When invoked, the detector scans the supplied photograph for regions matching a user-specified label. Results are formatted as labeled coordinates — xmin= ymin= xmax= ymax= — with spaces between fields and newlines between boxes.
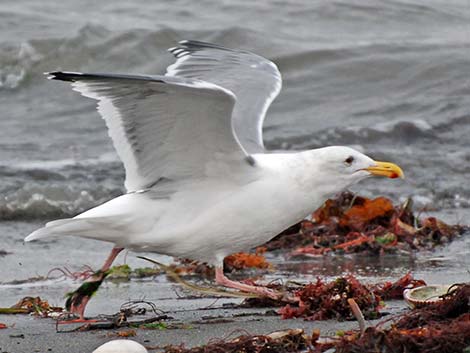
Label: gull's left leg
xmin=215 ymin=266 xmax=283 ymax=300
xmin=65 ymin=246 xmax=124 ymax=321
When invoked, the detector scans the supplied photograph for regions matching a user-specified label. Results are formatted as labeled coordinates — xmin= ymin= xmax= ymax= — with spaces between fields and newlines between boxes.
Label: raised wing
xmin=47 ymin=72 xmax=245 ymax=192
xmin=166 ymin=40 xmax=282 ymax=153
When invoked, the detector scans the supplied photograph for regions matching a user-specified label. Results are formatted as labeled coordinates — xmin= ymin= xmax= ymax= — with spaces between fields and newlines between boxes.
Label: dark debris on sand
xmin=162 ymin=328 xmax=308 ymax=353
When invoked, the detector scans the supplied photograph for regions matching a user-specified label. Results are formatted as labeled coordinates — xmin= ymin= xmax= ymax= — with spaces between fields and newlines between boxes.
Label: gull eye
xmin=344 ymin=156 xmax=354 ymax=165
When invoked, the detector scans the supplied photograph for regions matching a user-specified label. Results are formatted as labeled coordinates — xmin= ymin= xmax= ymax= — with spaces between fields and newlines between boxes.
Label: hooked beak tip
xmin=365 ymin=161 xmax=404 ymax=179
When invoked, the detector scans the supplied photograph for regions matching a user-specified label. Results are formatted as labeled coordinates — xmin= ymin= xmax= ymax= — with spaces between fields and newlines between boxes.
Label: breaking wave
xmin=0 ymin=184 xmax=122 ymax=221
xmin=0 ymin=159 xmax=124 ymax=220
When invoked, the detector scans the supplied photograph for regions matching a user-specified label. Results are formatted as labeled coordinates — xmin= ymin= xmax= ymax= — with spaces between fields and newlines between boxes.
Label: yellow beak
xmin=364 ymin=161 xmax=404 ymax=179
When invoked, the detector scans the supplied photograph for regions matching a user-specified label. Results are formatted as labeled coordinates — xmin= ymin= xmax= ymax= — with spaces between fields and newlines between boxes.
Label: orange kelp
xmin=224 ymin=247 xmax=272 ymax=272
xmin=266 ymin=192 xmax=467 ymax=256
xmin=170 ymin=247 xmax=271 ymax=278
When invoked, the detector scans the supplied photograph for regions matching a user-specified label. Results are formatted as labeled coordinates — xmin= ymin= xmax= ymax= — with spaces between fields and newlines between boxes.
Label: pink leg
xmin=67 ymin=247 xmax=124 ymax=320
xmin=215 ymin=266 xmax=282 ymax=300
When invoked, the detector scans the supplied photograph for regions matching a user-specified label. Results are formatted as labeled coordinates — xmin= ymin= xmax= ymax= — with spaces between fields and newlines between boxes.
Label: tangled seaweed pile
xmin=279 ymin=276 xmax=382 ymax=320
xmin=316 ymin=283 xmax=470 ymax=353
xmin=244 ymin=273 xmax=425 ymax=321
xmin=266 ymin=192 xmax=467 ymax=256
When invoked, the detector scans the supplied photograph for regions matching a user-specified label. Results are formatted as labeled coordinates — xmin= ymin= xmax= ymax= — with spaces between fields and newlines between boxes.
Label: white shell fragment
xmin=93 ymin=339 xmax=148 ymax=353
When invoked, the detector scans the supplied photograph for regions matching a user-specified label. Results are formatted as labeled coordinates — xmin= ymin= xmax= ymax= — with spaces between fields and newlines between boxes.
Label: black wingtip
xmin=168 ymin=40 xmax=234 ymax=59
xmin=45 ymin=71 xmax=84 ymax=82
xmin=178 ymin=40 xmax=231 ymax=51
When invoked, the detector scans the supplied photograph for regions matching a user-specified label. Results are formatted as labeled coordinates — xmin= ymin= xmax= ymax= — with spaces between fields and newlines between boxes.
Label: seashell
xmin=403 ymin=285 xmax=453 ymax=308
xmin=93 ymin=340 xmax=148 ymax=353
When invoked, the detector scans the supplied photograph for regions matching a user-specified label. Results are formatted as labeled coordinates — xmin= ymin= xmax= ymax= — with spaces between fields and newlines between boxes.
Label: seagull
xmin=25 ymin=40 xmax=403 ymax=318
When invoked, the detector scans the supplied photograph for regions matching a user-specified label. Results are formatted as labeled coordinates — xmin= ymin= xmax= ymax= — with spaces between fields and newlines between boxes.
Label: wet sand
xmin=0 ymin=313 xmax=377 ymax=353
xmin=0 ymin=288 xmax=407 ymax=353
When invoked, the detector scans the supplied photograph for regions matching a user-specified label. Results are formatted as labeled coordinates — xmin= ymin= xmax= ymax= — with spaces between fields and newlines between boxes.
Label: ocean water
xmin=0 ymin=0 xmax=469 ymax=288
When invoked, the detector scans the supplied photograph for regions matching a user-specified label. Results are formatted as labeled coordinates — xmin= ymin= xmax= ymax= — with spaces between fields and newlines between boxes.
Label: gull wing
xmin=47 ymin=72 xmax=246 ymax=192
xmin=166 ymin=40 xmax=282 ymax=153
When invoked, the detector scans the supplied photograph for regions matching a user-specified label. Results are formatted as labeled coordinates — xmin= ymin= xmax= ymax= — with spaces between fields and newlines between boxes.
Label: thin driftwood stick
xmin=347 ymin=298 xmax=366 ymax=335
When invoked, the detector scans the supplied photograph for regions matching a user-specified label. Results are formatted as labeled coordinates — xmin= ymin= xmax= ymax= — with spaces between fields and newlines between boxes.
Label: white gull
xmin=25 ymin=40 xmax=403 ymax=318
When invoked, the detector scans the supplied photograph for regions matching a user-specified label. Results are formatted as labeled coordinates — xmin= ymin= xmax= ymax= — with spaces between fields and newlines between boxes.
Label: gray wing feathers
xmin=47 ymin=72 xmax=242 ymax=192
xmin=166 ymin=40 xmax=282 ymax=153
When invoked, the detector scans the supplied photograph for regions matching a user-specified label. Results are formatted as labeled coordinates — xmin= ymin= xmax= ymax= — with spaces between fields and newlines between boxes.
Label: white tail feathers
xmin=24 ymin=217 xmax=120 ymax=242
xmin=25 ymin=218 xmax=85 ymax=242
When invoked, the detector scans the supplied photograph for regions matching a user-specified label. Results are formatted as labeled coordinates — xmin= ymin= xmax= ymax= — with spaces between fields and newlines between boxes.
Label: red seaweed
xmin=371 ymin=272 xmax=426 ymax=300
xmin=266 ymin=192 xmax=467 ymax=256
xmin=322 ymin=284 xmax=470 ymax=353
xmin=242 ymin=274 xmax=426 ymax=321
xmin=280 ymin=275 xmax=381 ymax=321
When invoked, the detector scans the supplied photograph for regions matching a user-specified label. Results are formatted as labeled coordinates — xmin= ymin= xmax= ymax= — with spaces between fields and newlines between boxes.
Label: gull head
xmin=302 ymin=146 xmax=404 ymax=193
